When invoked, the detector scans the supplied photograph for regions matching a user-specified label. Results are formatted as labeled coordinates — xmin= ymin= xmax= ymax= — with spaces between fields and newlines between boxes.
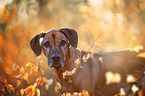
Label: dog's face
xmin=30 ymin=28 xmax=78 ymax=68
xmin=41 ymin=31 xmax=69 ymax=67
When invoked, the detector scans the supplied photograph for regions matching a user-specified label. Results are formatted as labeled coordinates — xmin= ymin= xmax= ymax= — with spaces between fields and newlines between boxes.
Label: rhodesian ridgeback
xmin=30 ymin=28 xmax=145 ymax=96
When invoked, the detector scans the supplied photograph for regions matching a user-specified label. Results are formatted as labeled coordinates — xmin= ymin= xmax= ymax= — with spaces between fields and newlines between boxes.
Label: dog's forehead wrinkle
xmin=43 ymin=39 xmax=50 ymax=45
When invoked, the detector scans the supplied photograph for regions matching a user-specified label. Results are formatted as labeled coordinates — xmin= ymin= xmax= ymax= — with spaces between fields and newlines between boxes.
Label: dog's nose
xmin=51 ymin=53 xmax=61 ymax=61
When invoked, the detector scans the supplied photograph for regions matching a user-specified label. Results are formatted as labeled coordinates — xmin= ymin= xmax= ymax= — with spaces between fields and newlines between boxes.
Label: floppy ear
xmin=59 ymin=28 xmax=78 ymax=48
xmin=30 ymin=33 xmax=46 ymax=56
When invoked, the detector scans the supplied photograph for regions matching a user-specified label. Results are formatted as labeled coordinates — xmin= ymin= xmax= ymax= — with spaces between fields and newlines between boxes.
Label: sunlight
xmin=116 ymin=13 xmax=124 ymax=25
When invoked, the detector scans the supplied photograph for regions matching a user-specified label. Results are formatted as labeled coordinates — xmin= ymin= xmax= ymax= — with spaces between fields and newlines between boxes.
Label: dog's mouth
xmin=48 ymin=58 xmax=64 ymax=68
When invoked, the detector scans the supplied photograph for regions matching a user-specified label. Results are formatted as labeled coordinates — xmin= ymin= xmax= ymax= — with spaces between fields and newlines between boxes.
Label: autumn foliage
xmin=0 ymin=58 xmax=53 ymax=96
xmin=0 ymin=0 xmax=145 ymax=96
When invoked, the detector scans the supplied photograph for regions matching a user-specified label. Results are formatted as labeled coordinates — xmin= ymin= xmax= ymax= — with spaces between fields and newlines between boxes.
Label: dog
xmin=30 ymin=28 xmax=145 ymax=96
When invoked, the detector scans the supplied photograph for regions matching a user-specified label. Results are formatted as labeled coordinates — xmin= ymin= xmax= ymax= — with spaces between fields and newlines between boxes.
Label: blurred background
xmin=0 ymin=0 xmax=145 ymax=95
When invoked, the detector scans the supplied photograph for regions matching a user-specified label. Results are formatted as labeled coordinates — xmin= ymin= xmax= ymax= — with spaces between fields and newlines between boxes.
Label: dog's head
xmin=30 ymin=28 xmax=78 ymax=68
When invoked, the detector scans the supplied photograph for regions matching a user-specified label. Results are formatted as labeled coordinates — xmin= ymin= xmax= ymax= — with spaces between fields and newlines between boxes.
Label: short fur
xmin=30 ymin=28 xmax=145 ymax=96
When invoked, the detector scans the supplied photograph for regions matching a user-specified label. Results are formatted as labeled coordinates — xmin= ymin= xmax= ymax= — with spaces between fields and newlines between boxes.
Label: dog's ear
xmin=30 ymin=33 xmax=46 ymax=56
xmin=59 ymin=28 xmax=78 ymax=48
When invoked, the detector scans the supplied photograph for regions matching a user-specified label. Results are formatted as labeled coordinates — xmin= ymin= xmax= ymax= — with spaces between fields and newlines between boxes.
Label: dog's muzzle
xmin=48 ymin=51 xmax=64 ymax=67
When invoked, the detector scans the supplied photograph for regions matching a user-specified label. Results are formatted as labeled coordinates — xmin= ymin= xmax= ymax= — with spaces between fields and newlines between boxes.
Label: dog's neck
xmin=53 ymin=47 xmax=82 ymax=83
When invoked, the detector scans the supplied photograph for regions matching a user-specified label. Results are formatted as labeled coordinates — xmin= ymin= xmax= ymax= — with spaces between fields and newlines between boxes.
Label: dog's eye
xmin=60 ymin=40 xmax=66 ymax=46
xmin=44 ymin=42 xmax=50 ymax=48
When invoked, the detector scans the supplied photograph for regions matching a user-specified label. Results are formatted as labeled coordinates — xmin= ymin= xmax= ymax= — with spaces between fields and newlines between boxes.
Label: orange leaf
xmin=33 ymin=65 xmax=39 ymax=72
xmin=131 ymin=45 xmax=143 ymax=52
xmin=82 ymin=53 xmax=91 ymax=62
xmin=1 ymin=78 xmax=7 ymax=84
xmin=19 ymin=66 xmax=25 ymax=74
xmin=66 ymin=93 xmax=72 ymax=96
xmin=28 ymin=85 xmax=35 ymax=93
xmin=16 ymin=80 xmax=22 ymax=88
xmin=75 ymin=58 xmax=81 ymax=67
xmin=105 ymin=72 xmax=121 ymax=85
xmin=44 ymin=79 xmax=53 ymax=89
xmin=7 ymin=84 xmax=13 ymax=89
xmin=36 ymin=77 xmax=43 ymax=86
xmin=20 ymin=89 xmax=25 ymax=96
xmin=126 ymin=74 xmax=136 ymax=83
xmin=23 ymin=72 xmax=29 ymax=84
xmin=25 ymin=63 xmax=33 ymax=70
xmin=82 ymin=90 xmax=89 ymax=96
xmin=12 ymin=63 xmax=19 ymax=70
xmin=98 ymin=57 xmax=103 ymax=63
xmin=63 ymin=68 xmax=76 ymax=79
xmin=0 ymin=87 xmax=5 ymax=94
xmin=36 ymin=89 xmax=40 ymax=96
xmin=55 ymin=82 xmax=61 ymax=93
xmin=12 ymin=63 xmax=16 ymax=70
xmin=132 ymin=85 xmax=139 ymax=93
xmin=15 ymin=74 xmax=22 ymax=79
xmin=61 ymin=93 xmax=66 ymax=96
xmin=137 ymin=52 xmax=145 ymax=58
xmin=120 ymin=88 xmax=126 ymax=95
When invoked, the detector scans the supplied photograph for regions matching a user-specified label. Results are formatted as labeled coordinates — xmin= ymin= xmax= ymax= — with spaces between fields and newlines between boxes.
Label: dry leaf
xmin=16 ymin=80 xmax=22 ymax=88
xmin=36 ymin=77 xmax=43 ymax=86
xmin=7 ymin=84 xmax=13 ymax=90
xmin=25 ymin=63 xmax=33 ymax=70
xmin=48 ymin=79 xmax=53 ymax=85
xmin=82 ymin=90 xmax=89 ymax=96
xmin=45 ymin=78 xmax=53 ymax=90
xmin=61 ymin=93 xmax=66 ymax=96
xmin=75 ymin=58 xmax=81 ymax=67
xmin=33 ymin=65 xmax=39 ymax=72
xmin=113 ymin=73 xmax=121 ymax=83
xmin=131 ymin=45 xmax=143 ymax=52
xmin=63 ymin=68 xmax=76 ymax=79
xmin=12 ymin=63 xmax=19 ymax=70
xmin=28 ymin=85 xmax=35 ymax=93
xmin=14 ymin=74 xmax=22 ymax=79
xmin=34 ymin=83 xmax=37 ymax=88
xmin=55 ymin=82 xmax=61 ymax=93
xmin=105 ymin=72 xmax=121 ymax=85
xmin=19 ymin=66 xmax=25 ymax=74
xmin=23 ymin=72 xmax=29 ymax=83
xmin=126 ymin=74 xmax=136 ymax=83
xmin=120 ymin=88 xmax=126 ymax=95
xmin=98 ymin=57 xmax=103 ymax=63
xmin=132 ymin=85 xmax=139 ymax=93
xmin=90 ymin=52 xmax=94 ymax=57
xmin=82 ymin=53 xmax=91 ymax=62
xmin=105 ymin=72 xmax=114 ymax=85
xmin=82 ymin=55 xmax=86 ymax=62
xmin=7 ymin=84 xmax=14 ymax=93
xmin=57 ymin=82 xmax=61 ymax=90
xmin=1 ymin=78 xmax=7 ymax=84
xmin=137 ymin=52 xmax=145 ymax=58
xmin=36 ymin=88 xmax=40 ymax=96
xmin=66 ymin=93 xmax=72 ymax=96
xmin=45 ymin=83 xmax=50 ymax=90
xmin=73 ymin=92 xmax=80 ymax=95
xmin=12 ymin=63 xmax=16 ymax=70
xmin=20 ymin=89 xmax=25 ymax=96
